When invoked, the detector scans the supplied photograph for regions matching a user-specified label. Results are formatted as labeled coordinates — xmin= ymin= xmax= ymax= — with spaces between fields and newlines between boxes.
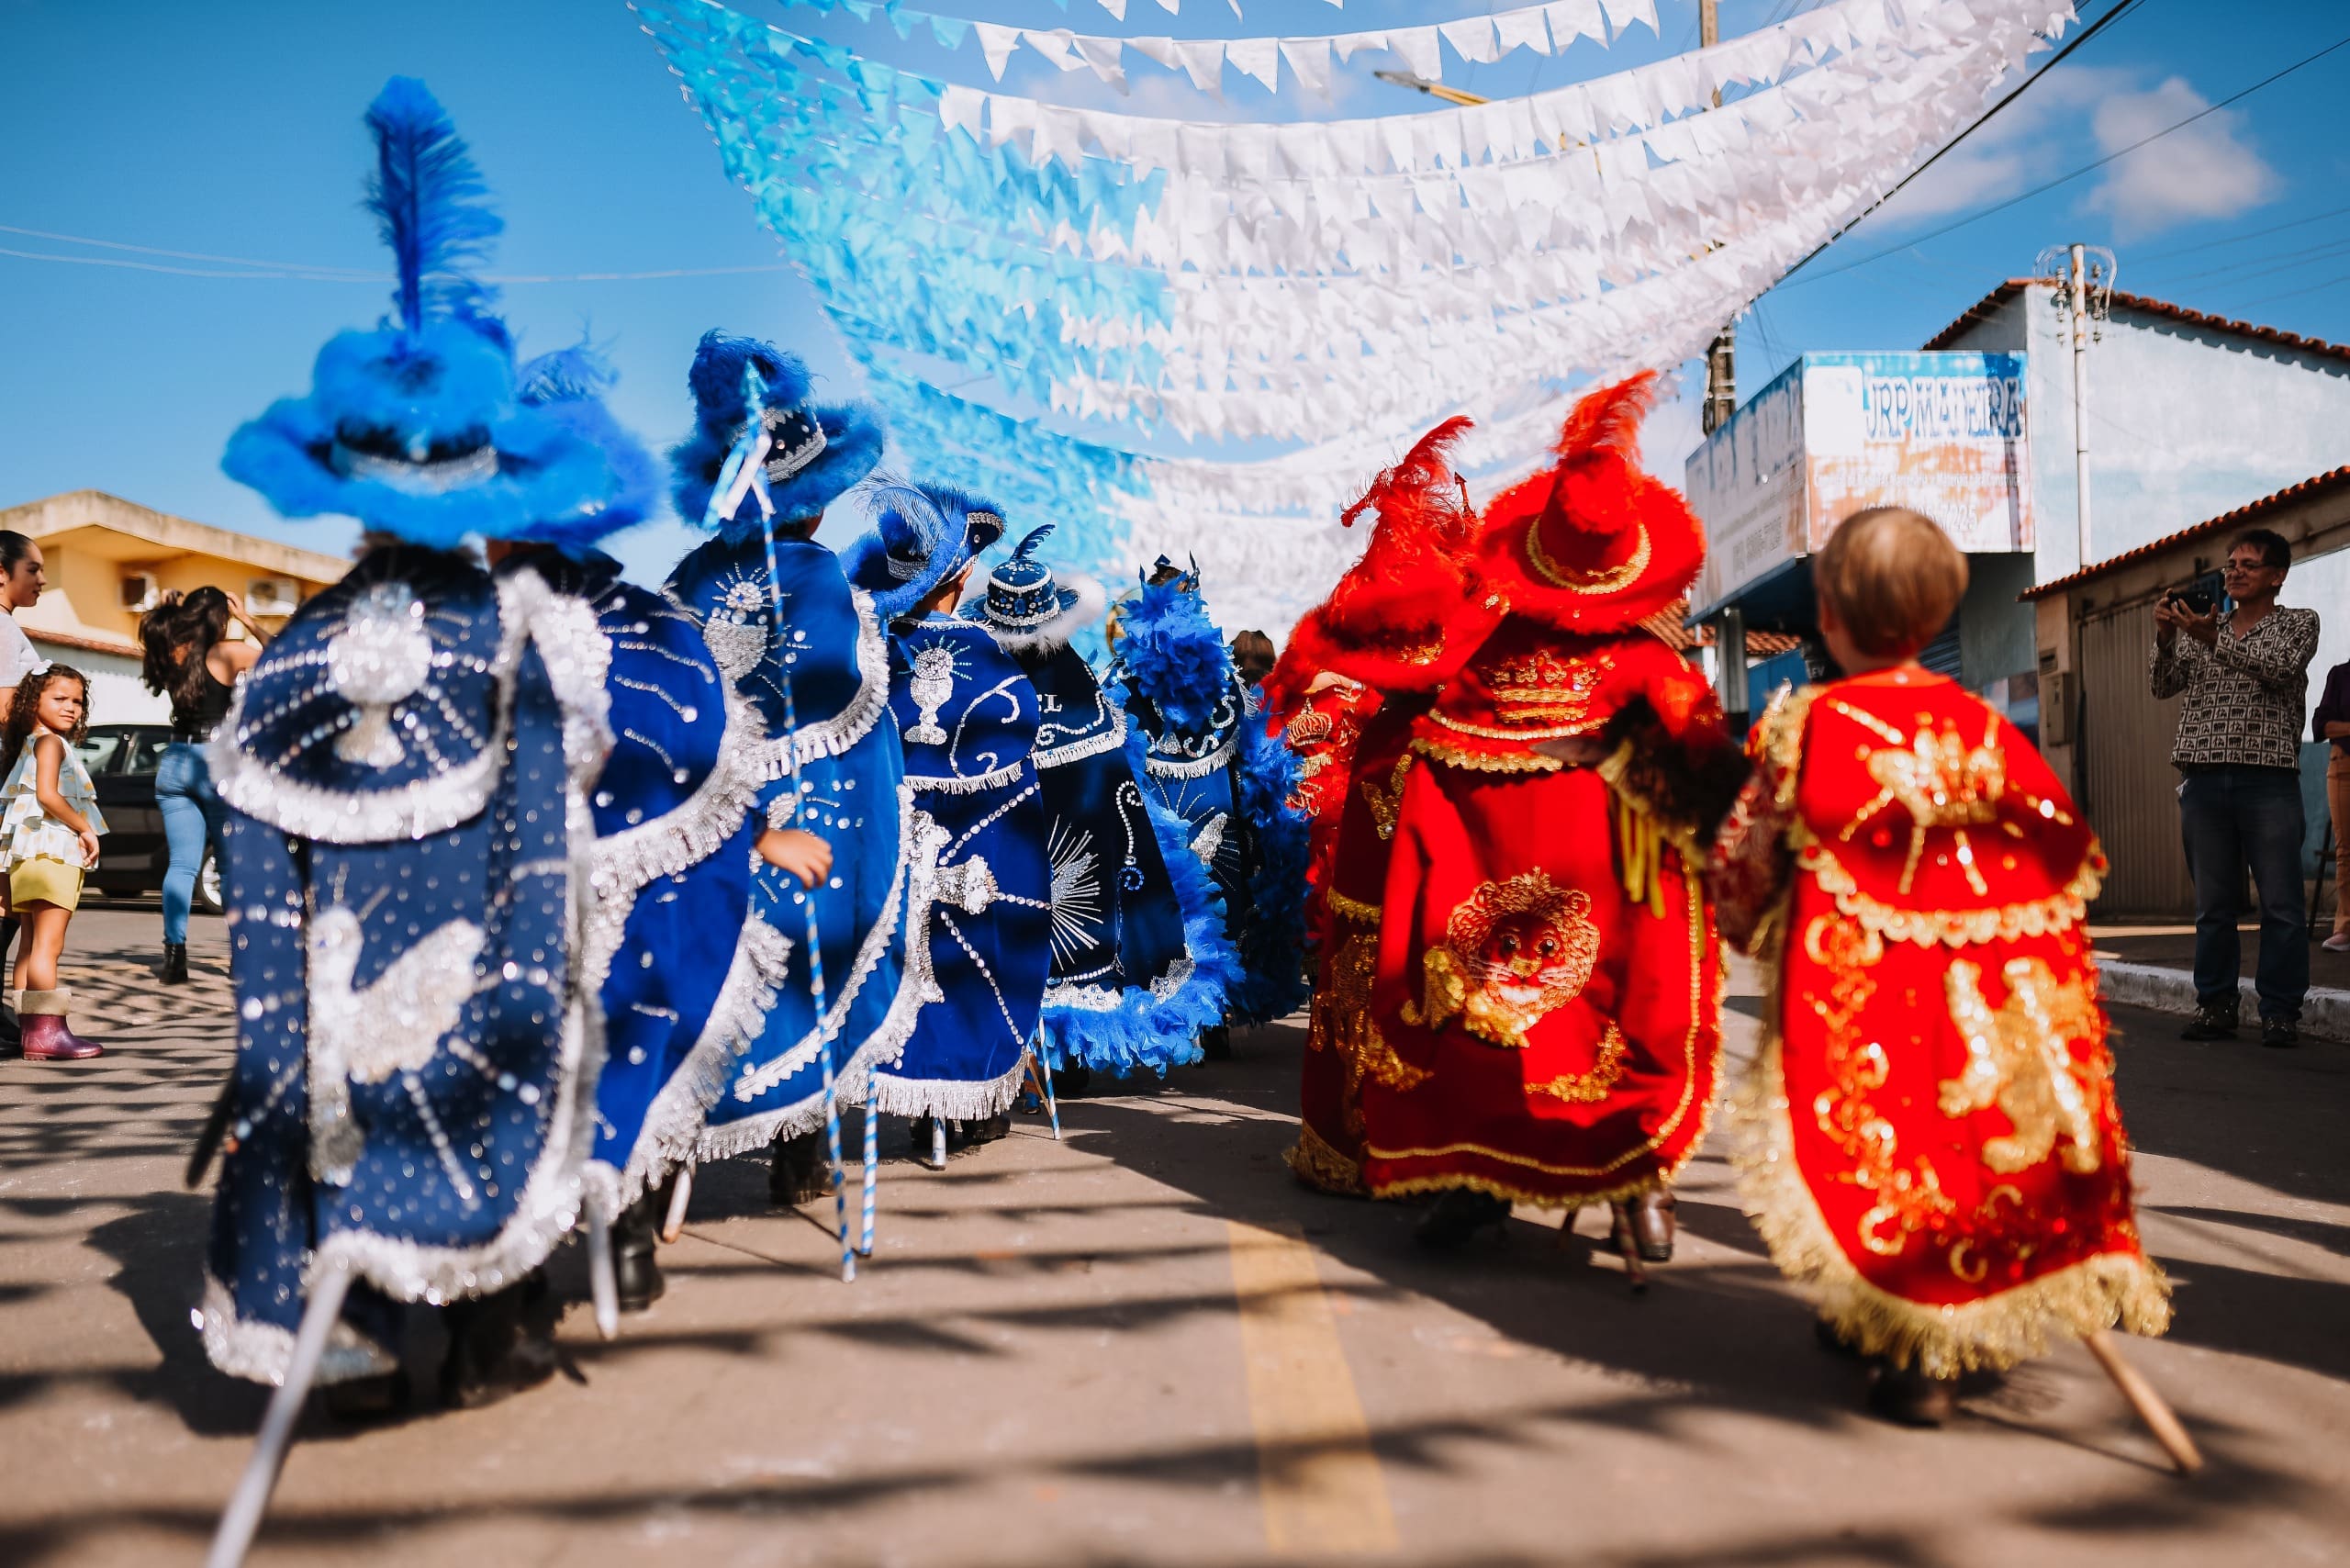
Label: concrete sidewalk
xmin=2093 ymin=924 xmax=2350 ymax=1040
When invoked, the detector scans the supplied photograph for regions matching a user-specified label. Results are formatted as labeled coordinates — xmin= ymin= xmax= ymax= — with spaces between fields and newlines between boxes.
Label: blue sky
xmin=3 ymin=0 xmax=2344 ymax=586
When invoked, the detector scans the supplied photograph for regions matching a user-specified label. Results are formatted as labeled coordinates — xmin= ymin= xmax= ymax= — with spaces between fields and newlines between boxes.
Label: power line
xmin=2130 ymin=202 xmax=2350 ymax=264
xmin=1783 ymin=16 xmax=2350 ymax=288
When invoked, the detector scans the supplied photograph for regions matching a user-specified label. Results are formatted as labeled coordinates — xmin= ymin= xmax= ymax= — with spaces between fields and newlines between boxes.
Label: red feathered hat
xmin=1265 ymin=417 xmax=1505 ymax=721
xmin=1476 ymin=373 xmax=1706 ymax=635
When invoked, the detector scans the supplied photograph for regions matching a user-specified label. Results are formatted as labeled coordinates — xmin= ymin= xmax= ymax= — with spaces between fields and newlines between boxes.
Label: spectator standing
xmin=0 ymin=532 xmax=49 ymax=691
xmin=135 ymin=588 xmax=265 ymax=983
xmin=1230 ymin=629 xmax=1275 ymax=689
xmin=0 ymin=665 xmax=106 ymax=1059
xmin=2152 ymin=527 xmax=2320 ymax=1047
xmin=2311 ymin=655 xmax=2350 ymax=952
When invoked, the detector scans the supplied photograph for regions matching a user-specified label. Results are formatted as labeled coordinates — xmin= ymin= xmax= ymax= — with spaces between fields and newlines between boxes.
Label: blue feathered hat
xmin=221 ymin=78 xmax=635 ymax=548
xmin=960 ymin=524 xmax=1095 ymax=634
xmin=507 ymin=344 xmax=662 ymax=547
xmin=842 ymin=480 xmax=1007 ymax=622
xmin=669 ymin=331 xmax=886 ymax=540
xmin=1113 ymin=572 xmax=1234 ymax=737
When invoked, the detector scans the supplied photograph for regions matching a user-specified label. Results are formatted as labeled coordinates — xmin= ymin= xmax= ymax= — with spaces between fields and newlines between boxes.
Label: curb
xmin=2098 ymin=960 xmax=2350 ymax=1042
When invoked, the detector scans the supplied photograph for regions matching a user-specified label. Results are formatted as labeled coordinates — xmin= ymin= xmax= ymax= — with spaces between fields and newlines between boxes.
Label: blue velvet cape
xmin=866 ymin=615 xmax=1051 ymax=1119
xmin=507 ymin=550 xmax=783 ymax=1213
xmin=666 ymin=532 xmax=915 ymax=1156
xmin=1012 ymin=642 xmax=1236 ymax=1079
xmin=201 ymin=545 xmax=608 ymax=1385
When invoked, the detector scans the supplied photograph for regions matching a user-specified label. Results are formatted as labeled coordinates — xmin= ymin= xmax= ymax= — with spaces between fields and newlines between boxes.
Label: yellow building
xmin=0 ymin=491 xmax=351 ymax=725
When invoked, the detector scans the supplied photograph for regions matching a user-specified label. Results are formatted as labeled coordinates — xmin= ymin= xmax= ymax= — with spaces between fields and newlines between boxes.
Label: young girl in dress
xmin=1 ymin=665 xmax=106 ymax=1059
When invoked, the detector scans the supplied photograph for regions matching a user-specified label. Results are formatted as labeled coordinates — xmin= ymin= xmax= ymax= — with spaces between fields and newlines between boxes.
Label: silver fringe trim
xmin=1043 ymin=960 xmax=1195 ymax=1014
xmin=196 ymin=1271 xmax=398 ymax=1389
xmin=604 ymin=913 xmax=794 ymax=1211
xmin=741 ymin=590 xmax=893 ymax=783
xmin=979 ymin=573 xmax=1107 ymax=656
xmin=1145 ymin=734 xmax=1237 ymax=781
xmin=1034 ymin=714 xmax=1128 ymax=772
xmin=207 ymin=567 xmax=616 ymax=846
xmin=866 ymin=1055 xmax=1030 ymax=1121
xmin=906 ymin=757 xmax=1028 ymax=795
xmin=695 ymin=783 xmax=932 ymax=1159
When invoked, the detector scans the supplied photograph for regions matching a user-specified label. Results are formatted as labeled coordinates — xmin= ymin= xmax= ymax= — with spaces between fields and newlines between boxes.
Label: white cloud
xmin=2084 ymin=76 xmax=2280 ymax=238
xmin=1878 ymin=66 xmax=2124 ymax=224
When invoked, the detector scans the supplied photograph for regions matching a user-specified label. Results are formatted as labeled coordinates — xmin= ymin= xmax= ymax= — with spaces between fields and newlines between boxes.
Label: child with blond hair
xmin=0 ymin=664 xmax=106 ymax=1059
xmin=1710 ymin=508 xmax=2170 ymax=1428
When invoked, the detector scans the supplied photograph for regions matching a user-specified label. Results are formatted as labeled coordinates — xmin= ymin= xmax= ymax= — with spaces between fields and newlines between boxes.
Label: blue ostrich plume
xmin=364 ymin=76 xmax=501 ymax=333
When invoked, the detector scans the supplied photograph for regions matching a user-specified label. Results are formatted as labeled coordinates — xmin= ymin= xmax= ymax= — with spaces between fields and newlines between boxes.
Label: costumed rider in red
xmin=1261 ymin=417 xmax=1500 ymax=1196
xmin=1360 ymin=374 xmax=1746 ymax=1253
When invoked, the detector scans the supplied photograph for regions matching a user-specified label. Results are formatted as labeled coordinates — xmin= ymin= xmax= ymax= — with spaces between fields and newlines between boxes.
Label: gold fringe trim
xmin=1409 ymin=735 xmax=1562 ymax=774
xmin=1798 ymin=834 xmax=2107 ymax=949
xmin=1367 ymin=1164 xmax=1676 ymax=1214
xmin=1283 ymin=1123 xmax=1366 ymax=1195
xmin=1725 ymin=1025 xmax=2171 ymax=1377
xmin=1324 ymin=888 xmax=1382 ymax=925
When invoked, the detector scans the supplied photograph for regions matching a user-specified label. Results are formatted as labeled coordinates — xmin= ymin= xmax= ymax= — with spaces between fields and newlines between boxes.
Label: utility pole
xmin=1698 ymin=0 xmax=1737 ymax=438
xmin=2038 ymin=242 xmax=2115 ymax=575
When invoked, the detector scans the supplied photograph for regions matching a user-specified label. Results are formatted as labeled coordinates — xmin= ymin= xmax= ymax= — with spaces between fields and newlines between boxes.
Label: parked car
xmin=77 ymin=723 xmax=222 ymax=913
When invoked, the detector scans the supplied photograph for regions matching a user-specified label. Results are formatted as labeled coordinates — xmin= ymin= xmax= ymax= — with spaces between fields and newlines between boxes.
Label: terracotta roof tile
xmin=2021 ymin=466 xmax=2350 ymax=600
xmin=1923 ymin=280 xmax=2350 ymax=364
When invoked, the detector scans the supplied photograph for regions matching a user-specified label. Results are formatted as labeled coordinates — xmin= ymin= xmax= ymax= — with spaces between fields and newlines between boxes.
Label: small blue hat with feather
xmin=841 ymin=480 xmax=1008 ymax=622
xmin=509 ymin=343 xmax=662 ymax=547
xmin=222 ymin=78 xmax=638 ymax=548
xmin=669 ymin=331 xmax=886 ymax=541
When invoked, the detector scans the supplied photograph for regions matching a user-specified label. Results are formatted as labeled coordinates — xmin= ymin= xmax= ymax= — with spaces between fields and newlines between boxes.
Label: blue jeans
xmin=155 ymin=743 xmax=226 ymax=946
xmin=2179 ymin=765 xmax=2308 ymax=1022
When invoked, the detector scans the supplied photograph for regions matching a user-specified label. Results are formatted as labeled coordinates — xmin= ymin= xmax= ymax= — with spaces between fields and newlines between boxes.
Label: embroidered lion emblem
xmin=1405 ymin=871 xmax=1600 ymax=1047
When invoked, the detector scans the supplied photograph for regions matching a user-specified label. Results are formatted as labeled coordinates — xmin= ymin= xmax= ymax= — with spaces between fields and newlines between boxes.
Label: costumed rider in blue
xmin=664 ymin=334 xmax=919 ymax=1207
xmin=848 ymin=484 xmax=1054 ymax=1153
xmin=197 ymin=78 xmax=621 ymax=1411
xmin=1109 ymin=562 xmax=1311 ymax=1058
xmin=963 ymin=530 xmax=1238 ymax=1092
xmin=490 ymin=347 xmax=795 ymax=1316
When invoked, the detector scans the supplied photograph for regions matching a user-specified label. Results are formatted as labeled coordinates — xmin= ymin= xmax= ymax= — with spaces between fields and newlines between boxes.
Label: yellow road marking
xmin=1227 ymin=1221 xmax=1400 ymax=1555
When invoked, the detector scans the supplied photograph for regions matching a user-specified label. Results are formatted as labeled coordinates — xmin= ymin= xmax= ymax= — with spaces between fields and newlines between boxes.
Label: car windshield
xmin=74 ymin=733 xmax=128 ymax=777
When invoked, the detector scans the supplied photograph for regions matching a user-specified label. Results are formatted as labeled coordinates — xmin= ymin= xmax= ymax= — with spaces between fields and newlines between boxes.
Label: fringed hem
xmin=1034 ymin=722 xmax=1129 ymax=772
xmin=610 ymin=913 xmax=793 ymax=1210
xmin=1144 ymin=734 xmax=1238 ymax=780
xmin=906 ymin=757 xmax=1029 ymax=794
xmin=1283 ymin=1125 xmax=1366 ymax=1195
xmin=196 ymin=1271 xmax=399 ymax=1389
xmin=867 ymin=1055 xmax=1030 ymax=1120
xmin=1365 ymin=1164 xmax=1679 ymax=1214
xmin=1725 ymin=1030 xmax=2173 ymax=1377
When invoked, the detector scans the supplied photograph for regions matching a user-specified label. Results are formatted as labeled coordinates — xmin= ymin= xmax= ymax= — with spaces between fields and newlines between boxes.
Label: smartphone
xmin=2168 ymin=587 xmax=2217 ymax=616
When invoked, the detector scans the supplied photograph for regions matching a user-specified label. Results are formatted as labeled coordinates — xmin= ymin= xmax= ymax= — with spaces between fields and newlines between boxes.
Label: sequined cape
xmin=1358 ymin=618 xmax=1728 ymax=1209
xmin=509 ymin=551 xmax=788 ymax=1215
xmin=866 ymin=615 xmax=1052 ymax=1119
xmin=1713 ymin=673 xmax=2167 ymax=1375
xmin=1286 ymin=694 xmax=1421 ymax=1196
xmin=201 ymin=545 xmax=609 ymax=1386
xmin=1011 ymin=641 xmax=1237 ymax=1080
xmin=666 ymin=533 xmax=916 ymax=1157
xmin=1282 ymin=681 xmax=1378 ymax=934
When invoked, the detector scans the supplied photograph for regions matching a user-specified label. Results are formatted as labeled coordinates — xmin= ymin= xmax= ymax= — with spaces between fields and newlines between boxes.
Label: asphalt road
xmin=1 ymin=903 xmax=2345 ymax=1566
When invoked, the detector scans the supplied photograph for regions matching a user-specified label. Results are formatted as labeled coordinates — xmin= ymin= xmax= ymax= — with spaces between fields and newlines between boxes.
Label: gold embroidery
xmin=1369 ymin=865 xmax=1715 ymax=1184
xmin=1359 ymin=754 xmax=1415 ymax=840
xmin=1324 ymin=888 xmax=1381 ymax=926
xmin=1322 ymin=929 xmax=1428 ymax=1093
xmin=1527 ymin=516 xmax=1651 ymax=594
xmin=1940 ymin=958 xmax=2107 ymax=1176
xmin=1798 ymin=833 xmax=2105 ymax=948
xmin=1482 ymin=647 xmax=1618 ymax=728
xmin=1833 ymin=703 xmax=2006 ymax=897
xmin=1285 ymin=707 xmax=1335 ymax=749
xmin=1402 ymin=872 xmax=1599 ymax=1047
xmin=1428 ymin=710 xmax=1599 ymax=741
xmin=1528 ymin=1023 xmax=1629 ymax=1103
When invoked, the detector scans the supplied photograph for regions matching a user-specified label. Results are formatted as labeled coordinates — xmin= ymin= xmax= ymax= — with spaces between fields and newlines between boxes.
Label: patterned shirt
xmin=2149 ymin=604 xmax=2319 ymax=771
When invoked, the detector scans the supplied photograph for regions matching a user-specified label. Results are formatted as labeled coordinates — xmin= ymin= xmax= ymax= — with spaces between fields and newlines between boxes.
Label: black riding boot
xmin=769 ymin=1128 xmax=832 ymax=1206
xmin=162 ymin=943 xmax=190 ymax=984
xmin=615 ymin=1180 xmax=669 ymax=1313
xmin=440 ymin=1273 xmax=559 ymax=1410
